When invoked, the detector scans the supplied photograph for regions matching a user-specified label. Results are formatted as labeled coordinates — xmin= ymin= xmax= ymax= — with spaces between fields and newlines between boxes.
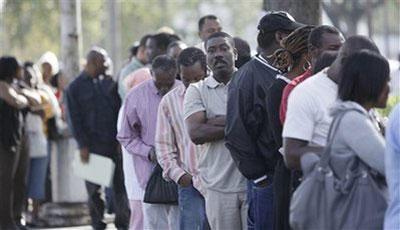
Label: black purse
xmin=47 ymin=117 xmax=62 ymax=140
xmin=143 ymin=164 xmax=178 ymax=205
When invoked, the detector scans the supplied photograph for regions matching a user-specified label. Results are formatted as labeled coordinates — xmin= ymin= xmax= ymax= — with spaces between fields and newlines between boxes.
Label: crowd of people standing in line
xmin=0 ymin=10 xmax=399 ymax=230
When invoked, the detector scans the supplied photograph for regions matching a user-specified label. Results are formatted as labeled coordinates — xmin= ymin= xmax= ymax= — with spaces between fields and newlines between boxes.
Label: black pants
xmin=273 ymin=159 xmax=291 ymax=230
xmin=0 ymin=138 xmax=29 ymax=230
xmin=85 ymin=153 xmax=130 ymax=230
xmin=273 ymin=159 xmax=303 ymax=230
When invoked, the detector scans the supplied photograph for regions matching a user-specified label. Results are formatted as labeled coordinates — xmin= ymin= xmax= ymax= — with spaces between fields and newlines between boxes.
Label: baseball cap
xmin=257 ymin=11 xmax=304 ymax=33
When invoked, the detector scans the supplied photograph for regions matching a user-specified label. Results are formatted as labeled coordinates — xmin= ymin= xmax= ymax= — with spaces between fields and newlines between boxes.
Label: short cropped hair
xmin=152 ymin=55 xmax=177 ymax=72
xmin=150 ymin=33 xmax=181 ymax=52
xmin=139 ymin=34 xmax=152 ymax=47
xmin=167 ymin=41 xmax=186 ymax=52
xmin=198 ymin=15 xmax=218 ymax=31
xmin=338 ymin=50 xmax=390 ymax=105
xmin=204 ymin=31 xmax=234 ymax=49
xmin=0 ymin=56 xmax=20 ymax=82
xmin=308 ymin=25 xmax=342 ymax=48
xmin=177 ymin=47 xmax=207 ymax=71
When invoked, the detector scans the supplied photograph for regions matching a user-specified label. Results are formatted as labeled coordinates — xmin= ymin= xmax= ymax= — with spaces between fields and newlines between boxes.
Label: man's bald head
xmin=339 ymin=35 xmax=380 ymax=59
xmin=330 ymin=35 xmax=381 ymax=83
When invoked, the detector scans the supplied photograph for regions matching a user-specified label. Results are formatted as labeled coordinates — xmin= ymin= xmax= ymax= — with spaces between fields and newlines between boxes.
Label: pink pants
xmin=129 ymin=200 xmax=143 ymax=230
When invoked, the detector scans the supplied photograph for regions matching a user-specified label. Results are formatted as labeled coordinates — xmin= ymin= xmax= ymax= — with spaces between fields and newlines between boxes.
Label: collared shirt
xmin=225 ymin=55 xmax=280 ymax=180
xmin=183 ymin=76 xmax=246 ymax=193
xmin=279 ymin=69 xmax=313 ymax=124
xmin=66 ymin=72 xmax=120 ymax=156
xmin=118 ymin=57 xmax=144 ymax=100
xmin=384 ymin=105 xmax=400 ymax=230
xmin=117 ymin=79 xmax=181 ymax=189
xmin=155 ymin=84 xmax=203 ymax=193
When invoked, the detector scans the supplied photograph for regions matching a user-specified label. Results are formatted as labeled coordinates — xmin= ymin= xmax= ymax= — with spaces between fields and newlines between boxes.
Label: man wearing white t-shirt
xmin=282 ymin=35 xmax=381 ymax=170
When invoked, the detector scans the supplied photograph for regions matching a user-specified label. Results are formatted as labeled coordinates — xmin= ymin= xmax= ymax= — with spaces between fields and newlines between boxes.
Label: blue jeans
xmin=178 ymin=184 xmax=210 ymax=230
xmin=27 ymin=157 xmax=49 ymax=199
xmin=247 ymin=178 xmax=274 ymax=230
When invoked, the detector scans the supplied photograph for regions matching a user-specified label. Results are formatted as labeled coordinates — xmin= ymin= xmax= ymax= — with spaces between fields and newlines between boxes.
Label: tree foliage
xmin=2 ymin=0 xmax=263 ymax=63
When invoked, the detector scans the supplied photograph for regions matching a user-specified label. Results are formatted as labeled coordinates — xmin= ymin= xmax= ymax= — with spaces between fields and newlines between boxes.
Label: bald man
xmin=66 ymin=47 xmax=130 ymax=230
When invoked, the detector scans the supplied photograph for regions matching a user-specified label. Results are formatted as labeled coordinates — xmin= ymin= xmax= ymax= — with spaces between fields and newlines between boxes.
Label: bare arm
xmin=20 ymin=88 xmax=41 ymax=106
xmin=283 ymin=137 xmax=323 ymax=170
xmin=185 ymin=112 xmax=225 ymax=145
xmin=0 ymin=81 xmax=28 ymax=109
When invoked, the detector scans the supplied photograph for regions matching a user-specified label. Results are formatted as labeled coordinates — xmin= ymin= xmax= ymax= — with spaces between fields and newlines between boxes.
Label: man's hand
xmin=178 ymin=173 xmax=192 ymax=187
xmin=80 ymin=147 xmax=90 ymax=164
xmin=148 ymin=147 xmax=157 ymax=163
xmin=207 ymin=115 xmax=226 ymax=127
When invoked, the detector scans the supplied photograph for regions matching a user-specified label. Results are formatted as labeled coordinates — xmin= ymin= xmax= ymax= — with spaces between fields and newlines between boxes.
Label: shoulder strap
xmin=319 ymin=108 xmax=363 ymax=168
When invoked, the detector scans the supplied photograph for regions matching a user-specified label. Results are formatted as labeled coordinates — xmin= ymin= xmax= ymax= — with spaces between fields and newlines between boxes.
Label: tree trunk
xmin=345 ymin=15 xmax=359 ymax=36
xmin=263 ymin=0 xmax=321 ymax=25
xmin=39 ymin=1 xmax=89 ymax=227
xmin=60 ymin=0 xmax=82 ymax=83
xmin=58 ymin=0 xmax=87 ymax=203
xmin=107 ymin=0 xmax=122 ymax=76
xmin=366 ymin=0 xmax=373 ymax=38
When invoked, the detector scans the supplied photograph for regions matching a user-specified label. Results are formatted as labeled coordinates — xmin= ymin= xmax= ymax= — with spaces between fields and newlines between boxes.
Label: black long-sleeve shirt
xmin=66 ymin=72 xmax=121 ymax=156
xmin=266 ymin=76 xmax=291 ymax=148
xmin=225 ymin=55 xmax=280 ymax=180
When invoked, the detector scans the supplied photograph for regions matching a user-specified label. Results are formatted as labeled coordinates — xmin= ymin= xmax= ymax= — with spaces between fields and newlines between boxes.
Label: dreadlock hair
xmin=272 ymin=25 xmax=315 ymax=72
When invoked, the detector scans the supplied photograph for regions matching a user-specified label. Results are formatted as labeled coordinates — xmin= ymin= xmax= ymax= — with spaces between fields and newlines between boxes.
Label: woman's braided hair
xmin=272 ymin=25 xmax=315 ymax=72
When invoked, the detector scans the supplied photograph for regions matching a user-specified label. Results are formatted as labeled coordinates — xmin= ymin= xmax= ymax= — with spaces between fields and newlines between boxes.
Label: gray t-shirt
xmin=183 ymin=76 xmax=247 ymax=193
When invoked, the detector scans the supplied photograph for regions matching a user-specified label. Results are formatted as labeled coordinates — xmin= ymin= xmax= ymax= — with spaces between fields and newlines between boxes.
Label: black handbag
xmin=47 ymin=117 xmax=62 ymax=140
xmin=143 ymin=164 xmax=178 ymax=205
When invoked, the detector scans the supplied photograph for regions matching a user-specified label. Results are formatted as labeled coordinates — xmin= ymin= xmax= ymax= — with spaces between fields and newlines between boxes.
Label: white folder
xmin=73 ymin=151 xmax=115 ymax=187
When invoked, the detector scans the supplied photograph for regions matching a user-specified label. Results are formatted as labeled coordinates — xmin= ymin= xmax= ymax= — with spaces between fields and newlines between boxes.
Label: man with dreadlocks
xmin=264 ymin=25 xmax=314 ymax=230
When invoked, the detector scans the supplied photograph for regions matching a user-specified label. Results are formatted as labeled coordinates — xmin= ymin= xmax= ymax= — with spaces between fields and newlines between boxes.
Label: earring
xmin=303 ymin=60 xmax=311 ymax=71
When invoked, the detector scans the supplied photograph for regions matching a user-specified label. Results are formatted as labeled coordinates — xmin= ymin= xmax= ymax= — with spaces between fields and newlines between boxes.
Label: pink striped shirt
xmin=155 ymin=84 xmax=203 ymax=193
xmin=117 ymin=79 xmax=181 ymax=189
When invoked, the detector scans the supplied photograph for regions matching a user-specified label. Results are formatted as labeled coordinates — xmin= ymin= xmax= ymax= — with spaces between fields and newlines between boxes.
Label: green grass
xmin=377 ymin=95 xmax=400 ymax=117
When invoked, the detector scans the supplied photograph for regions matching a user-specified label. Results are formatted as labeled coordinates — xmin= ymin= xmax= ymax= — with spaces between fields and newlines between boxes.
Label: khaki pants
xmin=204 ymin=189 xmax=248 ymax=230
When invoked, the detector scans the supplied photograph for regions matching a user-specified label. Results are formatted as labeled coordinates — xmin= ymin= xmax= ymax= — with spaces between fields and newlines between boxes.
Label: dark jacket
xmin=225 ymin=56 xmax=280 ymax=180
xmin=0 ymin=98 xmax=22 ymax=152
xmin=266 ymin=77 xmax=289 ymax=148
xmin=66 ymin=72 xmax=121 ymax=156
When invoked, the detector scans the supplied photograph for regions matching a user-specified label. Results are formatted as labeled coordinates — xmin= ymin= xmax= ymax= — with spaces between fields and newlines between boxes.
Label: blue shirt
xmin=66 ymin=72 xmax=121 ymax=156
xmin=385 ymin=104 xmax=400 ymax=230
